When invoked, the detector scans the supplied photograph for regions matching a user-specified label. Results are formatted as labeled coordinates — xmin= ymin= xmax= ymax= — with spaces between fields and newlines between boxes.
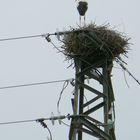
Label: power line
xmin=0 ymin=34 xmax=45 ymax=42
xmin=0 ymin=33 xmax=55 ymax=42
xmin=0 ymin=79 xmax=73 ymax=90
xmin=37 ymin=119 xmax=53 ymax=140
xmin=0 ymin=119 xmax=36 ymax=125
xmin=0 ymin=31 xmax=62 ymax=42
xmin=0 ymin=115 xmax=105 ymax=127
xmin=57 ymin=80 xmax=69 ymax=114
xmin=0 ymin=115 xmax=70 ymax=126
xmin=116 ymin=58 xmax=140 ymax=85
xmin=0 ymin=114 xmax=90 ymax=126
xmin=0 ymin=115 xmax=70 ymax=140
xmin=0 ymin=30 xmax=84 ymax=42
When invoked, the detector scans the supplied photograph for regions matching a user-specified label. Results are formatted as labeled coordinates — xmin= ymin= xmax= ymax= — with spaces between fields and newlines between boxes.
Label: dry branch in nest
xmin=61 ymin=23 xmax=130 ymax=65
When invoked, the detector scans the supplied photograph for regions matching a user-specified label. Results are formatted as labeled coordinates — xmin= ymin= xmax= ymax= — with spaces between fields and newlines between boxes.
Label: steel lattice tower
xmin=69 ymin=57 xmax=116 ymax=140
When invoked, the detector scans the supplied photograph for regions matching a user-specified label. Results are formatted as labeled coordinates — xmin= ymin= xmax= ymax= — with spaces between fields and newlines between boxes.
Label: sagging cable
xmin=116 ymin=58 xmax=140 ymax=85
xmin=37 ymin=119 xmax=52 ymax=140
xmin=57 ymin=80 xmax=69 ymax=115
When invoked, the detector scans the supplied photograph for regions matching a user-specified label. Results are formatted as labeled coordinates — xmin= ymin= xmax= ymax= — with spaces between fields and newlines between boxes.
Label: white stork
xmin=76 ymin=0 xmax=88 ymax=26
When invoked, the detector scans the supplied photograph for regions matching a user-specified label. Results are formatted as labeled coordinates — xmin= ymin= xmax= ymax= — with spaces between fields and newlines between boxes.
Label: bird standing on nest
xmin=76 ymin=0 xmax=88 ymax=26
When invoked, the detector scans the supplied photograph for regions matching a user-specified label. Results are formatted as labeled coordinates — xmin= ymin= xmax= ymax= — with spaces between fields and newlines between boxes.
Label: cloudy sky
xmin=0 ymin=0 xmax=140 ymax=140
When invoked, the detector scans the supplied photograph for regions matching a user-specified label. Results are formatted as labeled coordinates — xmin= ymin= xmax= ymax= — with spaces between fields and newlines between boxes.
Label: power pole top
xmin=61 ymin=23 xmax=129 ymax=140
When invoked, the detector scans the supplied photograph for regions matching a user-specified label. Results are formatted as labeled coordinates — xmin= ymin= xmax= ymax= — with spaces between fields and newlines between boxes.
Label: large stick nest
xmin=61 ymin=23 xmax=130 ymax=64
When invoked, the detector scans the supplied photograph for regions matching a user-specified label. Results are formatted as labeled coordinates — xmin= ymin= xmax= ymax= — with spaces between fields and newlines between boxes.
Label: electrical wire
xmin=0 ymin=114 xmax=83 ymax=126
xmin=45 ymin=34 xmax=67 ymax=56
xmin=37 ymin=119 xmax=53 ymax=140
xmin=0 ymin=115 xmax=69 ymax=126
xmin=46 ymin=126 xmax=52 ymax=140
xmin=0 ymin=114 xmax=108 ymax=127
xmin=0 ymin=29 xmax=78 ymax=43
xmin=57 ymin=80 xmax=69 ymax=114
xmin=0 ymin=34 xmax=47 ymax=42
xmin=122 ymin=68 xmax=130 ymax=88
xmin=0 ymin=79 xmax=73 ymax=91
xmin=0 ymin=119 xmax=36 ymax=125
xmin=0 ymin=33 xmax=62 ymax=42
xmin=115 ymin=58 xmax=140 ymax=85
xmin=50 ymin=41 xmax=65 ymax=54
xmin=50 ymin=41 xmax=62 ymax=53
xmin=61 ymin=121 xmax=70 ymax=127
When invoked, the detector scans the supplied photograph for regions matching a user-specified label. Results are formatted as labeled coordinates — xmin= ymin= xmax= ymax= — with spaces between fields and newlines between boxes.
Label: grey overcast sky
xmin=0 ymin=0 xmax=139 ymax=140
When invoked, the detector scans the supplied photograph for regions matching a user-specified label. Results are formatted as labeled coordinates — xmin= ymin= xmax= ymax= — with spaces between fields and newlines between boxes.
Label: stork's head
xmin=77 ymin=0 xmax=88 ymax=16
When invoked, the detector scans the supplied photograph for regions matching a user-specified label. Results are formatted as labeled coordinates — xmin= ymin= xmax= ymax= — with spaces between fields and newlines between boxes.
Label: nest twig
xmin=61 ymin=23 xmax=130 ymax=65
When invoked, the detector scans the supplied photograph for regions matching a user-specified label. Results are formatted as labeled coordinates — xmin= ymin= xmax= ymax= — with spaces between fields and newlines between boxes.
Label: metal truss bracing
xmin=69 ymin=58 xmax=116 ymax=140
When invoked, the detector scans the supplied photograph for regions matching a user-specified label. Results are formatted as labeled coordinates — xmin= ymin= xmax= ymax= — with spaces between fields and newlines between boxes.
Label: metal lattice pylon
xmin=69 ymin=57 xmax=116 ymax=140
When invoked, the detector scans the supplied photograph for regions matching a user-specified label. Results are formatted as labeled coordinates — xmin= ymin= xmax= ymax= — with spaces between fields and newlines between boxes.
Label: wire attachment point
xmin=45 ymin=34 xmax=51 ymax=42
xmin=50 ymin=112 xmax=66 ymax=125
xmin=70 ymin=79 xmax=75 ymax=86
xmin=37 ymin=118 xmax=52 ymax=140
xmin=36 ymin=118 xmax=47 ymax=128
